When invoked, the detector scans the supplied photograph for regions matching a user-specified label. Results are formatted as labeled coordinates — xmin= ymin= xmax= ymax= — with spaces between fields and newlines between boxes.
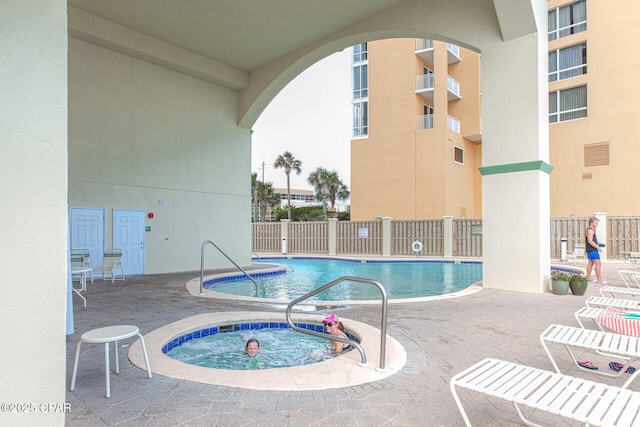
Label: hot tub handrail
xmin=285 ymin=276 xmax=388 ymax=370
xmin=200 ymin=240 xmax=258 ymax=295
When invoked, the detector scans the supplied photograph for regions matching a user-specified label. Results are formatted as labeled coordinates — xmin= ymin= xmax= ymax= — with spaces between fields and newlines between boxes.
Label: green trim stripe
xmin=479 ymin=160 xmax=553 ymax=176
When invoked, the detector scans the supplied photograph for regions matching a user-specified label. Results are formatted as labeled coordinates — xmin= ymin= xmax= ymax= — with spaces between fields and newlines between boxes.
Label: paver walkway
xmin=66 ymin=260 xmax=637 ymax=426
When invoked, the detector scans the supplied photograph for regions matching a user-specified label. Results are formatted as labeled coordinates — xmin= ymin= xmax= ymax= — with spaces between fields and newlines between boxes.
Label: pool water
xmin=207 ymin=258 xmax=482 ymax=301
xmin=166 ymin=327 xmax=350 ymax=370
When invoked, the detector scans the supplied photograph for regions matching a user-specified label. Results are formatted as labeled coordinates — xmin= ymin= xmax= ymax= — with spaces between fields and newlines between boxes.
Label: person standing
xmin=585 ymin=217 xmax=605 ymax=283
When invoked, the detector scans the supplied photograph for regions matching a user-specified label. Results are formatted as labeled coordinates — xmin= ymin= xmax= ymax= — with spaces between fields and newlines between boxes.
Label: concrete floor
xmin=65 ymin=259 xmax=637 ymax=426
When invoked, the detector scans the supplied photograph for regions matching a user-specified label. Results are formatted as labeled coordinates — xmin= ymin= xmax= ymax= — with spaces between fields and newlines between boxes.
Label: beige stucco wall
xmin=549 ymin=0 xmax=640 ymax=216
xmin=0 ymin=1 xmax=68 ymax=425
xmin=351 ymin=39 xmax=481 ymax=220
xmin=68 ymin=38 xmax=253 ymax=273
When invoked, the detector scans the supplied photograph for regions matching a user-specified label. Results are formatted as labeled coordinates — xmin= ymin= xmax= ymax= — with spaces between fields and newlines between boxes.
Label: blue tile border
xmin=162 ymin=322 xmax=360 ymax=354
xmin=252 ymin=256 xmax=482 ymax=265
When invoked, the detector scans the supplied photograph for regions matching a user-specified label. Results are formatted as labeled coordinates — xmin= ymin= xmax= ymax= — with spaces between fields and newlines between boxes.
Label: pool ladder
xmin=285 ymin=276 xmax=389 ymax=371
xmin=199 ymin=240 xmax=258 ymax=295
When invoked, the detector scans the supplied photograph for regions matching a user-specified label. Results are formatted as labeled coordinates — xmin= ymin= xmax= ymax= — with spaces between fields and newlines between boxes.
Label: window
xmin=353 ymin=101 xmax=368 ymax=137
xmin=353 ymin=43 xmax=367 ymax=62
xmin=549 ymin=43 xmax=587 ymax=82
xmin=352 ymin=44 xmax=369 ymax=137
xmin=454 ymin=146 xmax=464 ymax=164
xmin=548 ymin=0 xmax=587 ymax=41
xmin=353 ymin=63 xmax=368 ymax=99
xmin=424 ymin=104 xmax=434 ymax=115
xmin=549 ymin=85 xmax=587 ymax=123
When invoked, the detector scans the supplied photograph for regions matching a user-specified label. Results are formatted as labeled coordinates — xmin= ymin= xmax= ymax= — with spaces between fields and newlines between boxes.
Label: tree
xmin=273 ymin=151 xmax=302 ymax=220
xmin=256 ymin=181 xmax=281 ymax=222
xmin=251 ymin=173 xmax=280 ymax=222
xmin=307 ymin=167 xmax=349 ymax=219
xmin=250 ymin=172 xmax=259 ymax=222
xmin=328 ymin=178 xmax=350 ymax=209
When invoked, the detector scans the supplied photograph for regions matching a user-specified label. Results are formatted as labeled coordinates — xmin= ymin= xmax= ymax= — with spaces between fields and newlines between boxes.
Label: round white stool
xmin=70 ymin=325 xmax=152 ymax=398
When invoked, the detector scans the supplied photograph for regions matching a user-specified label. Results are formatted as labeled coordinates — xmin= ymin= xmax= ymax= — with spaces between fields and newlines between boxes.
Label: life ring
xmin=411 ymin=240 xmax=423 ymax=254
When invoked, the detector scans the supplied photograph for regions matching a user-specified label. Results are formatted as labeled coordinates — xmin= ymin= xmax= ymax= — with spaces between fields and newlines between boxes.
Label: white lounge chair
xmin=567 ymin=244 xmax=586 ymax=264
xmin=586 ymin=296 xmax=640 ymax=311
xmin=618 ymin=270 xmax=640 ymax=288
xmin=94 ymin=249 xmax=125 ymax=283
xmin=450 ymin=358 xmax=640 ymax=427
xmin=600 ymin=285 xmax=640 ymax=299
xmin=540 ymin=324 xmax=640 ymax=389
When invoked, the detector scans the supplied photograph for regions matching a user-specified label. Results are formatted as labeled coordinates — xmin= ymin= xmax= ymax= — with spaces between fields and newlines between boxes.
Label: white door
xmin=70 ymin=208 xmax=104 ymax=268
xmin=113 ymin=210 xmax=145 ymax=276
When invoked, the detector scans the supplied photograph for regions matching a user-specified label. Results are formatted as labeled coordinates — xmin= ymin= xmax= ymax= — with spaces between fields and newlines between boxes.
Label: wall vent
xmin=582 ymin=173 xmax=592 ymax=180
xmin=584 ymin=142 xmax=609 ymax=167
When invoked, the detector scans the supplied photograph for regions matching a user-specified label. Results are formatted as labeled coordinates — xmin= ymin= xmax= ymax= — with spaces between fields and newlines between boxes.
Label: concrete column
xmin=382 ymin=217 xmax=392 ymax=257
xmin=443 ymin=216 xmax=453 ymax=258
xmin=280 ymin=219 xmax=290 ymax=254
xmin=1 ymin=0 xmax=68 ymax=424
xmin=480 ymin=2 xmax=550 ymax=293
xmin=328 ymin=218 xmax=338 ymax=256
xmin=594 ymin=212 xmax=608 ymax=260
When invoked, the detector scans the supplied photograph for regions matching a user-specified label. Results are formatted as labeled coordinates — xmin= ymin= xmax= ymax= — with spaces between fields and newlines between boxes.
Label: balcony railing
xmin=447 ymin=44 xmax=461 ymax=63
xmin=447 ymin=115 xmax=460 ymax=133
xmin=417 ymin=114 xmax=435 ymax=130
xmin=415 ymin=74 xmax=434 ymax=101
xmin=447 ymin=75 xmax=461 ymax=101
xmin=415 ymin=39 xmax=434 ymax=64
xmin=415 ymin=39 xmax=434 ymax=51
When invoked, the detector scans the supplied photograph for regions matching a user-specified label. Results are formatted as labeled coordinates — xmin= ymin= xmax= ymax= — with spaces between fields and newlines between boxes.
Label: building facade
xmin=351 ymin=0 xmax=640 ymax=220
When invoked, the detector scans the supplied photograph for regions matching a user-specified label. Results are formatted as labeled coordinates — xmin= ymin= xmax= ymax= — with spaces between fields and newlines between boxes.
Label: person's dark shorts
xmin=587 ymin=250 xmax=600 ymax=260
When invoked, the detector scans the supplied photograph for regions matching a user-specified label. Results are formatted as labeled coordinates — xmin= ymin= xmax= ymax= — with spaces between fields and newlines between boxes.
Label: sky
xmin=251 ymin=49 xmax=352 ymax=191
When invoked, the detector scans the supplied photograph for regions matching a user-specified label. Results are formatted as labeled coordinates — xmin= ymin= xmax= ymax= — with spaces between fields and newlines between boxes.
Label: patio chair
xmin=567 ymin=243 xmax=586 ymax=264
xmin=70 ymin=252 xmax=85 ymax=282
xmin=71 ymin=249 xmax=93 ymax=283
xmin=94 ymin=249 xmax=125 ymax=283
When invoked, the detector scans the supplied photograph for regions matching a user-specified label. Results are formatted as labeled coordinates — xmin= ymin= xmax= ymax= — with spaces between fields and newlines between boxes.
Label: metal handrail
xmin=199 ymin=240 xmax=258 ymax=295
xmin=285 ymin=276 xmax=389 ymax=370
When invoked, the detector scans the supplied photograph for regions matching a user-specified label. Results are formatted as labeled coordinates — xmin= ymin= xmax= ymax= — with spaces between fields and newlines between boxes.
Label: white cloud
xmin=251 ymin=50 xmax=352 ymax=191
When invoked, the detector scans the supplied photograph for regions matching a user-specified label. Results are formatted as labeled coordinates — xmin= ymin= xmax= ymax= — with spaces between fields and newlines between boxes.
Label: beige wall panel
xmin=351 ymin=135 xmax=419 ymax=219
xmin=0 ymin=1 xmax=68 ymax=425
xmin=68 ymin=39 xmax=252 ymax=273
xmin=369 ymin=39 xmax=418 ymax=138
xmin=445 ymin=134 xmax=477 ymax=217
xmin=548 ymin=0 xmax=640 ymax=216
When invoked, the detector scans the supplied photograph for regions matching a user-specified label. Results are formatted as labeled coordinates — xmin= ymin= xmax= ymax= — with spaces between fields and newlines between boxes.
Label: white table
xmin=70 ymin=325 xmax=152 ymax=398
xmin=71 ymin=267 xmax=92 ymax=308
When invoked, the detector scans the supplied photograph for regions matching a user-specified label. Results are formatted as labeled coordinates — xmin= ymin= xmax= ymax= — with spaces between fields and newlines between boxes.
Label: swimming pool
xmin=165 ymin=322 xmax=357 ymax=370
xmin=204 ymin=257 xmax=482 ymax=301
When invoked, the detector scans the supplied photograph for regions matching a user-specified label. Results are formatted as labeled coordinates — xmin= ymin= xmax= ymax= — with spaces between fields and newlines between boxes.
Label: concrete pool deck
xmin=66 ymin=259 xmax=635 ymax=426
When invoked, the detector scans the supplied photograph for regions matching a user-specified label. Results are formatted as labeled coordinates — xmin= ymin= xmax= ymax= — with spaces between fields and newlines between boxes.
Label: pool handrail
xmin=285 ymin=276 xmax=389 ymax=371
xmin=199 ymin=240 xmax=258 ymax=295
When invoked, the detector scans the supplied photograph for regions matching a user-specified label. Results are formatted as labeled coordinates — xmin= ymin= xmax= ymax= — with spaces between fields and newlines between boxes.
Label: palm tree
xmin=251 ymin=173 xmax=259 ymax=222
xmin=273 ymin=151 xmax=302 ymax=220
xmin=308 ymin=168 xmax=350 ymax=219
xmin=255 ymin=181 xmax=280 ymax=222
xmin=307 ymin=167 xmax=333 ymax=218
xmin=328 ymin=179 xmax=350 ymax=209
